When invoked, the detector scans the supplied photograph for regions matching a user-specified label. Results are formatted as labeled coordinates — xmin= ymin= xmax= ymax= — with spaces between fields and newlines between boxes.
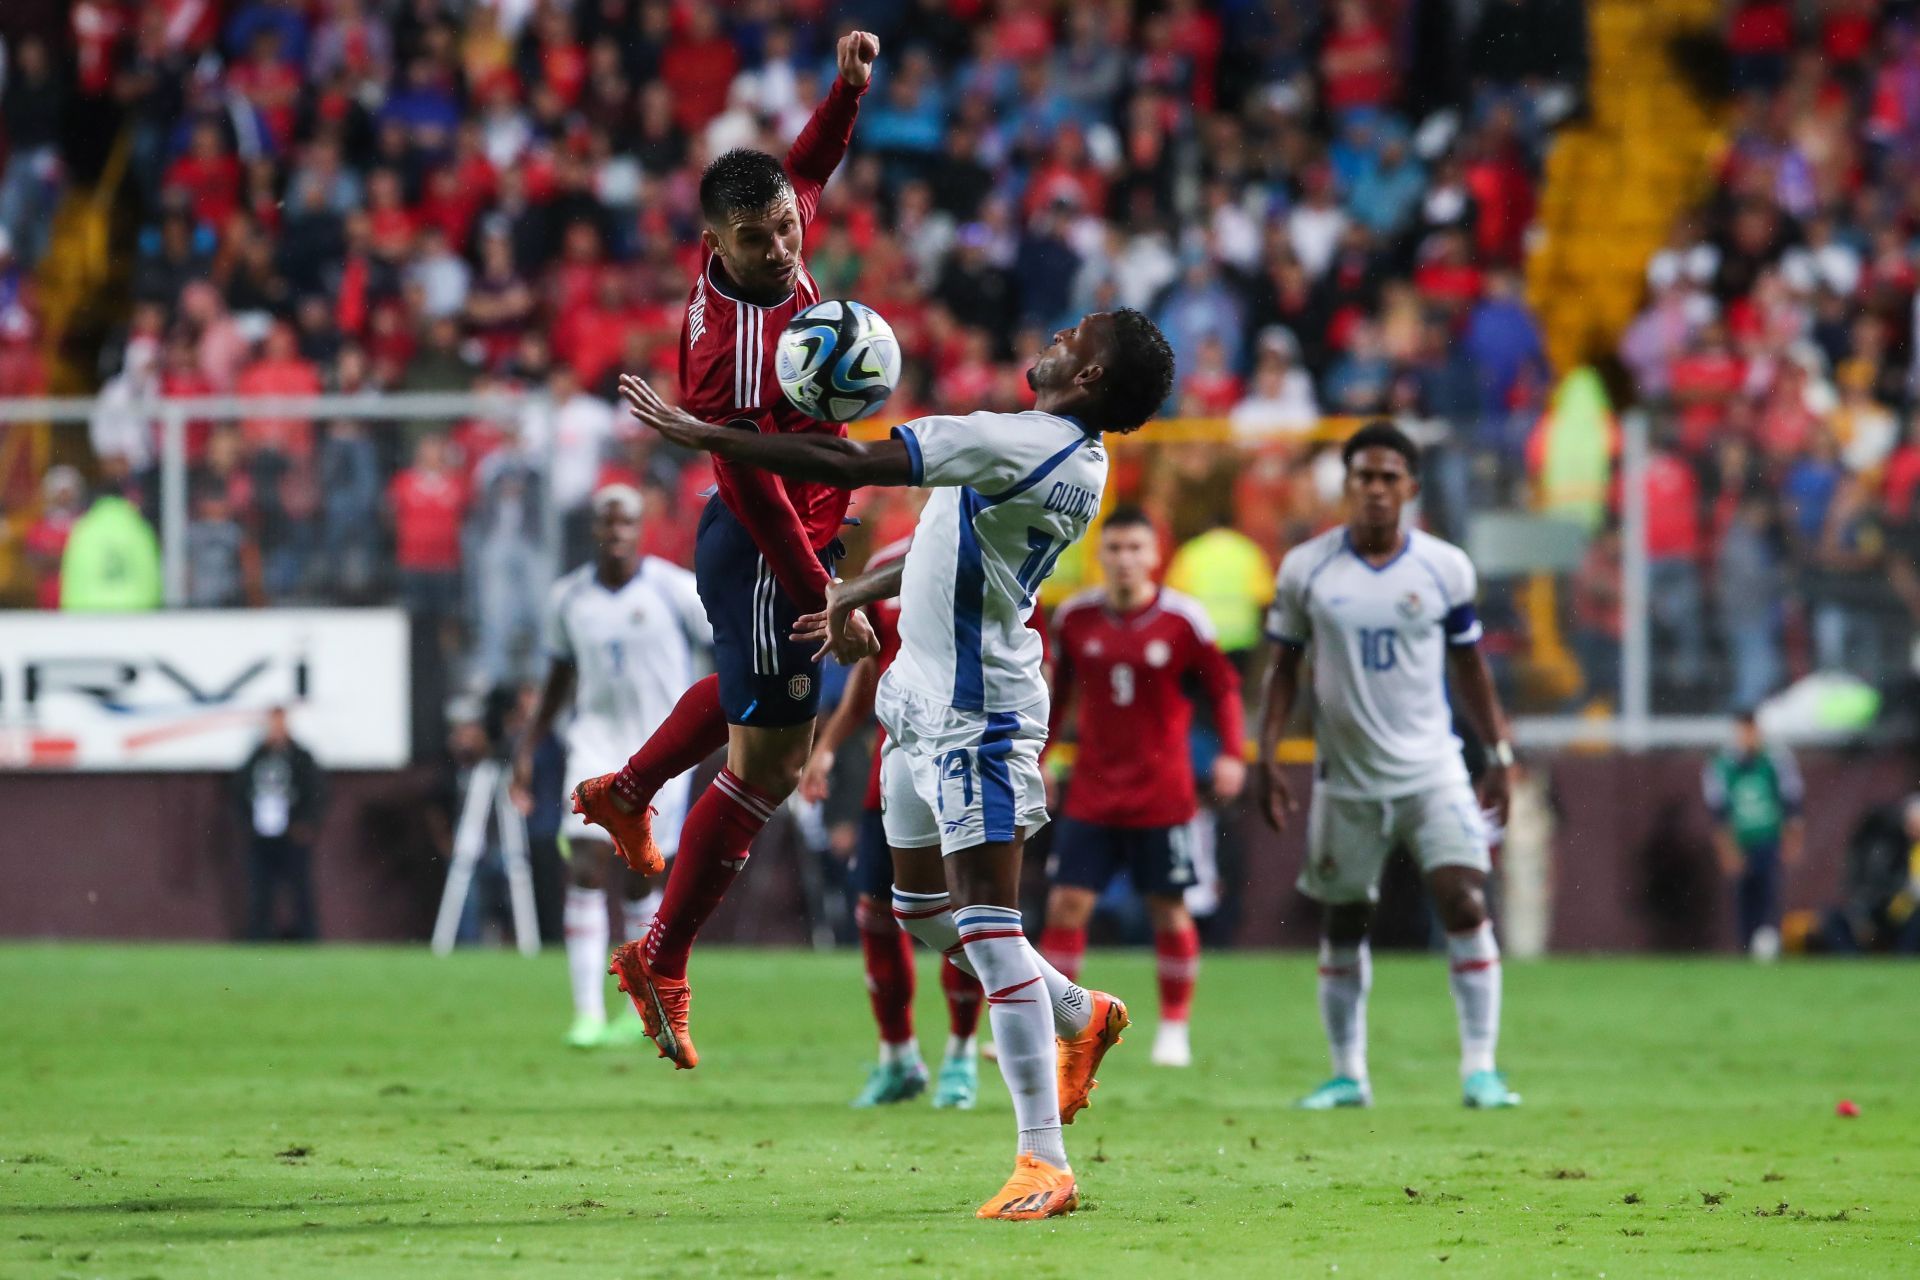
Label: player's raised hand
xmin=618 ymin=373 xmax=712 ymax=450
xmin=1253 ymin=758 xmax=1295 ymax=832
xmin=836 ymin=31 xmax=880 ymax=88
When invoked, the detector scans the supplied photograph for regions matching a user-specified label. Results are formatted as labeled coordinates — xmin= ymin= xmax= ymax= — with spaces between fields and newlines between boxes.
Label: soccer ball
xmin=775 ymin=300 xmax=901 ymax=423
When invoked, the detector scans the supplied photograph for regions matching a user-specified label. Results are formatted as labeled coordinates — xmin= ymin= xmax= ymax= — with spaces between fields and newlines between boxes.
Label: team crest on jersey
xmin=1145 ymin=639 xmax=1173 ymax=668
xmin=1397 ymin=592 xmax=1424 ymax=619
xmin=788 ymin=674 xmax=813 ymax=700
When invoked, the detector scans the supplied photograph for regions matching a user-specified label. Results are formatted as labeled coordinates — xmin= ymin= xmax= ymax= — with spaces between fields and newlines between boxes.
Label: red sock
xmin=940 ymin=953 xmax=983 ymax=1039
xmin=856 ymin=898 xmax=916 ymax=1044
xmin=1038 ymin=924 xmax=1086 ymax=982
xmin=613 ymin=674 xmax=729 ymax=808
xmin=1155 ymin=925 xmax=1201 ymax=1023
xmin=643 ymin=768 xmax=775 ymax=979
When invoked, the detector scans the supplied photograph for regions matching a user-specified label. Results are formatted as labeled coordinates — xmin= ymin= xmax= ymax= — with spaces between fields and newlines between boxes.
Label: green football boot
xmin=931 ymin=1050 xmax=979 ymax=1110
xmin=1296 ymin=1076 xmax=1373 ymax=1110
xmin=1462 ymin=1069 xmax=1522 ymax=1109
xmin=565 ymin=1013 xmax=609 ymax=1049
xmin=603 ymin=1013 xmax=654 ymax=1048
xmin=851 ymin=1058 xmax=929 ymax=1107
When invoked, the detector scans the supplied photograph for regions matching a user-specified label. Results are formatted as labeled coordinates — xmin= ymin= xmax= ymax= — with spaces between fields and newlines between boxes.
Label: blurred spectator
xmin=1165 ymin=512 xmax=1275 ymax=671
xmin=23 ymin=467 xmax=87 ymax=609
xmin=0 ymin=37 xmax=70 ymax=267
xmin=1819 ymin=794 xmax=1920 ymax=955
xmin=231 ymin=707 xmax=328 ymax=942
xmin=317 ymin=419 xmax=384 ymax=602
xmin=390 ymin=432 xmax=469 ymax=641
xmin=1716 ymin=493 xmax=1785 ymax=713
xmin=1703 ymin=711 xmax=1804 ymax=959
xmin=1230 ymin=328 xmax=1319 ymax=437
xmin=1570 ymin=521 xmax=1622 ymax=706
xmin=185 ymin=480 xmax=260 ymax=607
xmin=467 ymin=448 xmax=547 ymax=691
xmin=60 ymin=491 xmax=164 ymax=612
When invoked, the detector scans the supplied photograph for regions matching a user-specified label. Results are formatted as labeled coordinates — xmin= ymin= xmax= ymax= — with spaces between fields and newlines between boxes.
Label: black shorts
xmin=851 ymin=809 xmax=893 ymax=900
xmin=1047 ymin=817 xmax=1197 ymax=899
xmin=695 ymin=496 xmax=838 ymax=727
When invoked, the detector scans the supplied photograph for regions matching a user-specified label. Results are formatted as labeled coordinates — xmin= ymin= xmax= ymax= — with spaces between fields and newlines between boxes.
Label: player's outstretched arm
xmin=786 ymin=32 xmax=878 ymax=211
xmin=792 ymin=558 xmax=903 ymax=663
xmin=1445 ymin=643 xmax=1514 ymax=827
xmin=621 ymin=375 xmax=914 ymax=488
xmin=1253 ymin=644 xmax=1303 ymax=832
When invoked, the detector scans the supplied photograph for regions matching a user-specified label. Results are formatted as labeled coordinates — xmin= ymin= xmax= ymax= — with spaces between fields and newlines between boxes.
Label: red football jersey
xmin=1050 ymin=587 xmax=1244 ymax=829
xmin=678 ymin=75 xmax=867 ymax=615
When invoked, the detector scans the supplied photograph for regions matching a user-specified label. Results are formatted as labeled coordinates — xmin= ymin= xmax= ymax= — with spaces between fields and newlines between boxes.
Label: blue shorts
xmin=852 ymin=809 xmax=893 ymax=899
xmin=695 ymin=496 xmax=838 ymax=727
xmin=1047 ymin=817 xmax=1197 ymax=899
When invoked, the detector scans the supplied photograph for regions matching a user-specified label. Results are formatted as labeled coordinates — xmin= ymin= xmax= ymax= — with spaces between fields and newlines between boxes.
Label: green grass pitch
xmin=3 ymin=946 xmax=1915 ymax=1278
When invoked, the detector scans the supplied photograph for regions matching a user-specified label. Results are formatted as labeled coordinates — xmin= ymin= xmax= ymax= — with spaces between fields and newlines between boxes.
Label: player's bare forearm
xmin=1257 ymin=645 xmax=1303 ymax=766
xmin=1445 ymin=644 xmax=1511 ymax=755
xmin=621 ymin=373 xmax=912 ymax=487
xmin=832 ymin=558 xmax=906 ymax=616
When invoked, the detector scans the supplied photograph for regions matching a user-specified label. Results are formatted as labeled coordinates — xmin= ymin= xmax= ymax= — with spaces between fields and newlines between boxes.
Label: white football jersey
xmin=544 ymin=557 xmax=712 ymax=770
xmin=1266 ymin=526 xmax=1483 ymax=799
xmin=888 ymin=410 xmax=1108 ymax=713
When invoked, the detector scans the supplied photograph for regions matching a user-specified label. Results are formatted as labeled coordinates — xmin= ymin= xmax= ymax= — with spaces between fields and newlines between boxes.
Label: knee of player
xmin=1323 ymin=902 xmax=1374 ymax=945
xmin=1432 ymin=881 xmax=1488 ymax=933
xmin=1144 ymin=894 xmax=1192 ymax=933
xmin=1046 ymin=887 xmax=1096 ymax=928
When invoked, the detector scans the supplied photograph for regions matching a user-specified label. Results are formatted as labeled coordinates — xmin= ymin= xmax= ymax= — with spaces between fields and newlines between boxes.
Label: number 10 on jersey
xmin=1359 ymin=627 xmax=1398 ymax=672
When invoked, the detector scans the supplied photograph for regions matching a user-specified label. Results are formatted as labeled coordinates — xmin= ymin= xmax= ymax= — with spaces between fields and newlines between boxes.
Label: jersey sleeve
xmin=1184 ymin=616 xmax=1246 ymax=756
xmin=892 ymin=413 xmax=1059 ymax=492
xmin=1436 ymin=544 xmax=1483 ymax=646
xmin=1264 ymin=551 xmax=1312 ymax=648
xmin=656 ymin=560 xmax=714 ymax=649
xmin=785 ymin=76 xmax=865 ymax=228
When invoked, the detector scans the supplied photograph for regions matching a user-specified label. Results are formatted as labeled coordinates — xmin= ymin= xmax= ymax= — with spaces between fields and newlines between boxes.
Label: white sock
xmin=1447 ymin=921 xmax=1502 ymax=1078
xmin=880 ymin=1036 xmax=920 ymax=1066
xmin=1318 ymin=937 xmax=1371 ymax=1083
xmin=890 ymin=889 xmax=1091 ymax=1037
xmin=622 ymin=888 xmax=662 ymax=942
xmin=563 ymin=886 xmax=609 ymax=1022
xmin=955 ymin=905 xmax=1067 ymax=1170
xmin=945 ymin=1033 xmax=977 ymax=1062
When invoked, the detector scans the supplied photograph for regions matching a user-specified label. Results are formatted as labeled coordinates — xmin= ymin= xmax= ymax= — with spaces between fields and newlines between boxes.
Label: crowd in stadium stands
xmin=9 ymin=1 xmax=1584 ymax=704
xmin=1609 ymin=0 xmax=1920 ymax=713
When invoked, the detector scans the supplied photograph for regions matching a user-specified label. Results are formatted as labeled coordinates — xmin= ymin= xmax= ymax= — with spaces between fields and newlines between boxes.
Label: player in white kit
xmin=512 ymin=485 xmax=711 ymax=1048
xmin=1252 ymin=422 xmax=1522 ymax=1111
xmin=617 ymin=307 xmax=1177 ymax=1220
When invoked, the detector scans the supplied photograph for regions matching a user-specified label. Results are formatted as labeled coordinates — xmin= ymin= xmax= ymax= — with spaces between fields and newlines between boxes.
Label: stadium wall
xmin=2 ymin=751 xmax=1911 ymax=950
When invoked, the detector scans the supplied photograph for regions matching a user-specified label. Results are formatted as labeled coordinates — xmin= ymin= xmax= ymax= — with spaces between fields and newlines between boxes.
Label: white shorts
xmin=1300 ymin=780 xmax=1491 ymax=905
xmin=875 ymin=675 xmax=1049 ymax=856
xmin=560 ymin=748 xmax=691 ymax=859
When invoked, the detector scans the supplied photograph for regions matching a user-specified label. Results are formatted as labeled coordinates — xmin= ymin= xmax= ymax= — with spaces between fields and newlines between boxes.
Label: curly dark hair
xmin=699 ymin=148 xmax=794 ymax=225
xmin=1093 ymin=307 xmax=1176 ymax=434
xmin=1340 ymin=419 xmax=1421 ymax=471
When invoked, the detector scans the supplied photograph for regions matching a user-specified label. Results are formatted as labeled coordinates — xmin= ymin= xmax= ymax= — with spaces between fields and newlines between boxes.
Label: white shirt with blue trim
xmin=544 ymin=557 xmax=711 ymax=762
xmin=888 ymin=410 xmax=1108 ymax=714
xmin=1266 ymin=525 xmax=1482 ymax=799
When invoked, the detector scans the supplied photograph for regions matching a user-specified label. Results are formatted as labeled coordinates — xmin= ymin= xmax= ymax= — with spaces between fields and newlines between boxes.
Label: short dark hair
xmin=1094 ymin=308 xmax=1176 ymax=434
xmin=699 ymin=149 xmax=794 ymax=226
xmin=1101 ymin=504 xmax=1155 ymax=533
xmin=1341 ymin=419 xmax=1420 ymax=471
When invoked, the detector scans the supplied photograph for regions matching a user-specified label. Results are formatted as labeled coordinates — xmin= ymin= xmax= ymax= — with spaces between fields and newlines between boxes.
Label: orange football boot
xmin=571 ymin=773 xmax=663 ymax=875
xmin=975 ymin=1155 xmax=1079 ymax=1220
xmin=1057 ymin=991 xmax=1128 ymax=1124
xmin=608 ymin=940 xmax=698 ymax=1069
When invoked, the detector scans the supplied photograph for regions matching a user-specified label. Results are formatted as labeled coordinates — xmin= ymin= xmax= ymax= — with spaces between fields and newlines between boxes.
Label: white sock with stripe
xmin=890 ymin=889 xmax=1091 ymax=1037
xmin=955 ymin=904 xmax=1067 ymax=1170
xmin=621 ymin=888 xmax=663 ymax=943
xmin=1317 ymin=937 xmax=1370 ymax=1084
xmin=563 ymin=886 xmax=608 ymax=1022
xmin=1447 ymin=922 xmax=1502 ymax=1078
